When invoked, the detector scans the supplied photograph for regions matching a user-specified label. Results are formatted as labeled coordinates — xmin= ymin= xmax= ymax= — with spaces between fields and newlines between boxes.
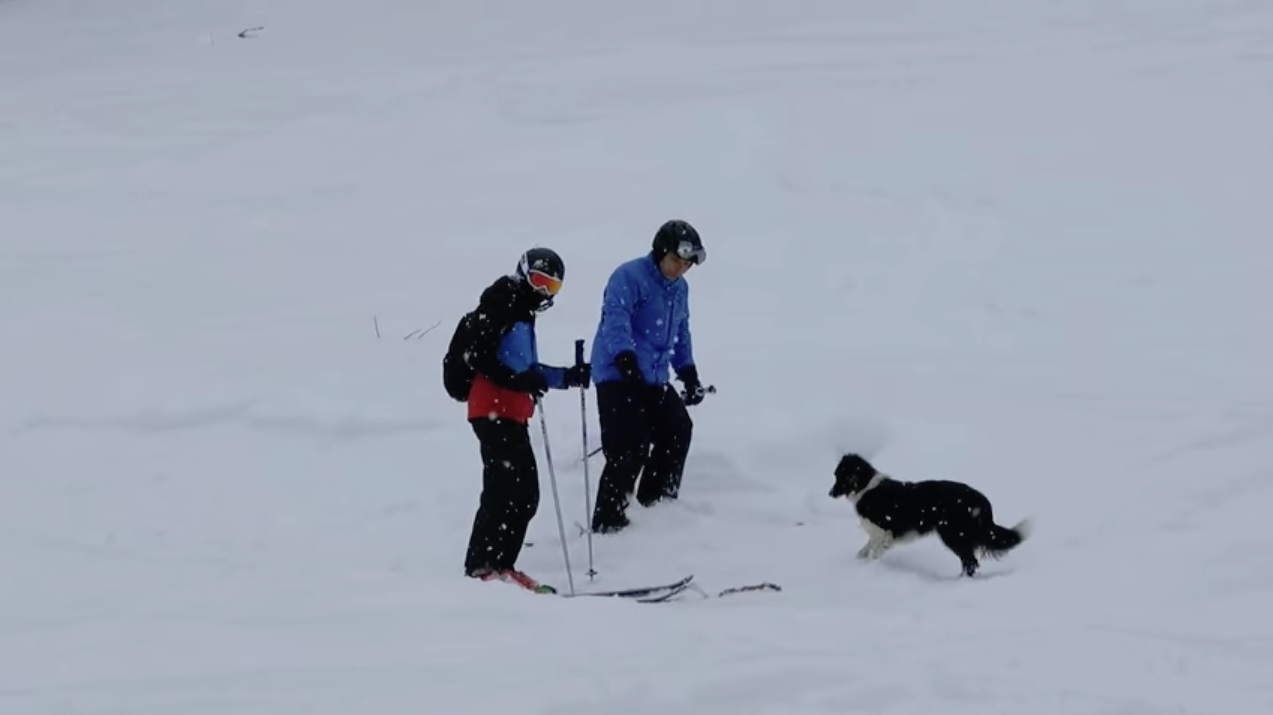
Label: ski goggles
xmin=672 ymin=240 xmax=706 ymax=266
xmin=526 ymin=269 xmax=563 ymax=296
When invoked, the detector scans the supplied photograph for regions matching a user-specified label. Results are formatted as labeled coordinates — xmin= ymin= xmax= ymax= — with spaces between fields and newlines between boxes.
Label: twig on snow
xmin=403 ymin=320 xmax=442 ymax=340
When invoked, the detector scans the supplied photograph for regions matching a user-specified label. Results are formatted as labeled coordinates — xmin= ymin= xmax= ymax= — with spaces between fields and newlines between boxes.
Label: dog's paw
xmin=858 ymin=541 xmax=889 ymax=560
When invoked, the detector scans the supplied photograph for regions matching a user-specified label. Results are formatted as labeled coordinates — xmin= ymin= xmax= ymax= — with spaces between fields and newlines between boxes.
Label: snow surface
xmin=4 ymin=0 xmax=1273 ymax=712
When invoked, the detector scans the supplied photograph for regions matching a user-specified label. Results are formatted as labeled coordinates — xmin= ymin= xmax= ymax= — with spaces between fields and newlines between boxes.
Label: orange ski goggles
xmin=526 ymin=269 xmax=563 ymax=296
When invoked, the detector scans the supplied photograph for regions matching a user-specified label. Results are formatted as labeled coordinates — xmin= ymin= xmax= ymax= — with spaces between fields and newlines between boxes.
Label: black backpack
xmin=443 ymin=276 xmax=527 ymax=402
xmin=442 ymin=311 xmax=480 ymax=402
xmin=441 ymin=307 xmax=521 ymax=402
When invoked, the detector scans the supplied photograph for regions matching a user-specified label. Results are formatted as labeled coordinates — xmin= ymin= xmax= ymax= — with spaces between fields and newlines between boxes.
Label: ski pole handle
xmin=575 ymin=339 xmax=585 ymax=368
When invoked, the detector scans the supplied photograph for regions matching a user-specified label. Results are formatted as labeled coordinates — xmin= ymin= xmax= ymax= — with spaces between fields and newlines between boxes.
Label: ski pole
xmin=536 ymin=397 xmax=576 ymax=596
xmin=576 ymin=339 xmax=597 ymax=580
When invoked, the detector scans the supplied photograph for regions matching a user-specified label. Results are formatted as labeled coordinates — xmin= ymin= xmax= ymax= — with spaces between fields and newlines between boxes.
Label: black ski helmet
xmin=515 ymin=247 xmax=565 ymax=308
xmin=652 ymin=219 xmax=706 ymax=265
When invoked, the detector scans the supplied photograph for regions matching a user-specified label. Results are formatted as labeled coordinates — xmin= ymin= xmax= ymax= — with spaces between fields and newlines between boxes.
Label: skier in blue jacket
xmin=589 ymin=219 xmax=708 ymax=533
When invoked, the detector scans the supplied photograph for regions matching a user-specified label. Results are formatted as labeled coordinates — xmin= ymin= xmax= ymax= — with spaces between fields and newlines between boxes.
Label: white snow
xmin=4 ymin=0 xmax=1273 ymax=713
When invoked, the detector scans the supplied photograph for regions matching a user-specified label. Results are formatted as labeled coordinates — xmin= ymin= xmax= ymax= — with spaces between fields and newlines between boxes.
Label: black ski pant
xmin=464 ymin=417 xmax=539 ymax=575
xmin=591 ymin=381 xmax=693 ymax=531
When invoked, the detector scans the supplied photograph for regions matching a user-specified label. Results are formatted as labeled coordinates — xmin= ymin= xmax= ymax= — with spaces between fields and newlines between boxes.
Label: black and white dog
xmin=828 ymin=453 xmax=1031 ymax=577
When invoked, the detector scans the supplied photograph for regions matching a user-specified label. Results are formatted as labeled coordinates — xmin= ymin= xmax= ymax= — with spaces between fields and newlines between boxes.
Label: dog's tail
xmin=982 ymin=518 xmax=1032 ymax=559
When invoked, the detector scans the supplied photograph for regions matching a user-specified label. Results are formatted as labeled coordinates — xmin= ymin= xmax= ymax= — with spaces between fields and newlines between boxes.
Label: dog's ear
xmin=837 ymin=453 xmax=874 ymax=479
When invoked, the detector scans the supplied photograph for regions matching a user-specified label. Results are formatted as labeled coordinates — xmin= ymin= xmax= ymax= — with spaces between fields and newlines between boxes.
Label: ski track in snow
xmin=3 ymin=0 xmax=1273 ymax=713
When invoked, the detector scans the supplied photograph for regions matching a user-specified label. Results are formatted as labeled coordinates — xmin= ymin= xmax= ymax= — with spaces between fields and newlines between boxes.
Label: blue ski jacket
xmin=590 ymin=253 xmax=695 ymax=385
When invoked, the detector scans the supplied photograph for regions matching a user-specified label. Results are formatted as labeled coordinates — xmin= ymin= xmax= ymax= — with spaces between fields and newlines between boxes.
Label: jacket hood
xmin=478 ymin=275 xmax=543 ymax=321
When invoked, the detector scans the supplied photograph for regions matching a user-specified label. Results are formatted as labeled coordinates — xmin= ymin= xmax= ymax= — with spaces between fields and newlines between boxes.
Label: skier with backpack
xmin=442 ymin=247 xmax=590 ymax=591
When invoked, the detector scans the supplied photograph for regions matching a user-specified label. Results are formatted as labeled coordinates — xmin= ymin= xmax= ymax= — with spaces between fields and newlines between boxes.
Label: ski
xmin=478 ymin=572 xmax=778 ymax=604
xmin=633 ymin=581 xmax=692 ymax=603
xmin=586 ymin=578 xmax=774 ymax=603
xmin=477 ymin=570 xmax=694 ymax=601
xmin=562 ymin=574 xmax=694 ymax=600
xmin=578 ymin=578 xmax=774 ymax=604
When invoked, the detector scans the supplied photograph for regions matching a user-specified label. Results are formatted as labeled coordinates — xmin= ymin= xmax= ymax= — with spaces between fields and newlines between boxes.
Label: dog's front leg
xmin=867 ymin=536 xmax=893 ymax=559
xmin=857 ymin=519 xmax=894 ymax=560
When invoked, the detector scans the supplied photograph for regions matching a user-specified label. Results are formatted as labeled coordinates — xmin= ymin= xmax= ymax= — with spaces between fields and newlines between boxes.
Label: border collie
xmin=828 ymin=453 xmax=1031 ymax=577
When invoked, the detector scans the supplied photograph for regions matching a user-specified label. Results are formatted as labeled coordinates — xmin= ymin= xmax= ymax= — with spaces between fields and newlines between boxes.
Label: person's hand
xmin=564 ymin=363 xmax=591 ymax=389
xmin=682 ymin=382 xmax=706 ymax=406
xmin=615 ymin=351 xmax=643 ymax=384
xmin=676 ymin=365 xmax=706 ymax=405
xmin=511 ymin=369 xmax=548 ymax=399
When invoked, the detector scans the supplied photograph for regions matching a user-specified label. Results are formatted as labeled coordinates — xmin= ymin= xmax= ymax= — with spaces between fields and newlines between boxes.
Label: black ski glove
xmin=614 ymin=350 xmax=643 ymax=384
xmin=509 ymin=369 xmax=548 ymax=399
xmin=676 ymin=364 xmax=706 ymax=406
xmin=563 ymin=363 xmax=591 ymax=389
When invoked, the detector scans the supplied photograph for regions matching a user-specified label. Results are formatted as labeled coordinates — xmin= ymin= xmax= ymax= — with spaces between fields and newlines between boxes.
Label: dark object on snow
xmin=717 ymin=582 xmax=782 ymax=597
